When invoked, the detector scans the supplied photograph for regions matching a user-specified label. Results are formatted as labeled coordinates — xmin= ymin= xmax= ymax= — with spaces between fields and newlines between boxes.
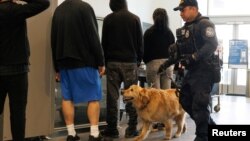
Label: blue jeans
xmin=105 ymin=62 xmax=138 ymax=130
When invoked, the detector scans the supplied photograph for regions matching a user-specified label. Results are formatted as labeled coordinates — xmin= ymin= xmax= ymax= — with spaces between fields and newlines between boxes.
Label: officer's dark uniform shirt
xmin=179 ymin=13 xmax=218 ymax=69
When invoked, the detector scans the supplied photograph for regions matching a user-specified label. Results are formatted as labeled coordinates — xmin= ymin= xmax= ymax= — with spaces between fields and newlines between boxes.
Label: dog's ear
xmin=139 ymin=88 xmax=146 ymax=95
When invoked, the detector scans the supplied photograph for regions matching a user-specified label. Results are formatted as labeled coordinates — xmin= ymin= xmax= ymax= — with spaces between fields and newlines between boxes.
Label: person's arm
xmin=86 ymin=5 xmax=105 ymax=67
xmin=157 ymin=43 xmax=179 ymax=74
xmin=136 ymin=17 xmax=143 ymax=66
xmin=101 ymin=17 xmax=109 ymax=65
xmin=143 ymin=29 xmax=150 ymax=64
xmin=194 ymin=19 xmax=218 ymax=61
xmin=51 ymin=12 xmax=59 ymax=73
xmin=9 ymin=0 xmax=50 ymax=21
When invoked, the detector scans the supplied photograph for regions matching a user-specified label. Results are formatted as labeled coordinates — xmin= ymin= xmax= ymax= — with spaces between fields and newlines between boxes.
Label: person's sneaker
xmin=88 ymin=134 xmax=103 ymax=141
xmin=152 ymin=123 xmax=165 ymax=131
xmin=124 ymin=127 xmax=139 ymax=138
xmin=100 ymin=128 xmax=119 ymax=138
xmin=66 ymin=135 xmax=80 ymax=141
xmin=152 ymin=123 xmax=159 ymax=132
xmin=157 ymin=123 xmax=165 ymax=130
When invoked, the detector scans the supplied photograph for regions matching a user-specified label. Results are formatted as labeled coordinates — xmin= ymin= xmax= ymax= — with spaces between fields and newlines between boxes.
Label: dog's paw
xmin=134 ymin=136 xmax=142 ymax=141
xmin=174 ymin=133 xmax=181 ymax=138
xmin=164 ymin=136 xmax=172 ymax=140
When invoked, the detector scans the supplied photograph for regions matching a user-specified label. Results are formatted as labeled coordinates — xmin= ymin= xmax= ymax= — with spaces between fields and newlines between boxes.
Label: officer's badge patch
xmin=185 ymin=30 xmax=190 ymax=38
xmin=205 ymin=27 xmax=215 ymax=37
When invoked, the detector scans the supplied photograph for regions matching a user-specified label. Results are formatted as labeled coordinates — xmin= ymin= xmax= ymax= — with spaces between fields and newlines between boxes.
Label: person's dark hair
xmin=109 ymin=0 xmax=127 ymax=12
xmin=153 ymin=8 xmax=169 ymax=32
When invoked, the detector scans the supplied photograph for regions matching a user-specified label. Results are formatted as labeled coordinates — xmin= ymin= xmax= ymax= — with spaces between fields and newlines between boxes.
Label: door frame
xmin=210 ymin=16 xmax=250 ymax=96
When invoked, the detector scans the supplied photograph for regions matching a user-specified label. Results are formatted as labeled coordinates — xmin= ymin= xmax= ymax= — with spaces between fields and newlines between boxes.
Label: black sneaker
xmin=66 ymin=135 xmax=80 ymax=141
xmin=152 ymin=123 xmax=158 ymax=132
xmin=100 ymin=128 xmax=119 ymax=138
xmin=194 ymin=136 xmax=208 ymax=141
xmin=88 ymin=134 xmax=103 ymax=141
xmin=124 ymin=127 xmax=139 ymax=138
xmin=157 ymin=123 xmax=165 ymax=130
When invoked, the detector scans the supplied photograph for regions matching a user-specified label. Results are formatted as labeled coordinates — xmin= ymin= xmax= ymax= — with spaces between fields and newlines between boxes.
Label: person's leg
xmin=60 ymin=70 xmax=79 ymax=140
xmin=7 ymin=73 xmax=28 ymax=141
xmin=87 ymin=101 xmax=101 ymax=138
xmin=122 ymin=63 xmax=139 ymax=138
xmin=146 ymin=60 xmax=160 ymax=88
xmin=192 ymin=75 xmax=213 ymax=141
xmin=179 ymin=76 xmax=194 ymax=119
xmin=101 ymin=62 xmax=121 ymax=138
xmin=161 ymin=65 xmax=174 ymax=89
xmin=62 ymin=100 xmax=77 ymax=136
xmin=0 ymin=76 xmax=7 ymax=115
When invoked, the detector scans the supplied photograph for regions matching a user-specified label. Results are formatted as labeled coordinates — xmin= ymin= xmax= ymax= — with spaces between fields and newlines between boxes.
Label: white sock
xmin=90 ymin=125 xmax=99 ymax=138
xmin=66 ymin=124 xmax=76 ymax=136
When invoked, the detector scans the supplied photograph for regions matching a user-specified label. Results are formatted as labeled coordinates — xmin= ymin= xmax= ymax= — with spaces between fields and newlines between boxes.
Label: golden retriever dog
xmin=123 ymin=85 xmax=186 ymax=141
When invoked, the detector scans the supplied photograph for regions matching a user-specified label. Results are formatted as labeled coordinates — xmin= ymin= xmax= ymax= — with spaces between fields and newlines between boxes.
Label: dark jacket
xmin=0 ymin=0 xmax=50 ymax=65
xmin=174 ymin=13 xmax=218 ymax=71
xmin=143 ymin=26 xmax=175 ymax=64
xmin=51 ymin=0 xmax=104 ymax=72
xmin=102 ymin=0 xmax=143 ymax=64
xmin=183 ymin=13 xmax=218 ymax=61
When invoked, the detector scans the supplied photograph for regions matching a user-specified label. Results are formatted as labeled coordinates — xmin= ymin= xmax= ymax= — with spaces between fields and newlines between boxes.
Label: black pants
xmin=105 ymin=62 xmax=138 ymax=130
xmin=180 ymin=69 xmax=214 ymax=141
xmin=0 ymin=73 xmax=28 ymax=141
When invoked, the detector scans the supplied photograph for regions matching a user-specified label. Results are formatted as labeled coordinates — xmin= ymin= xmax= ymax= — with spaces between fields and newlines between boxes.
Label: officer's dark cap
xmin=173 ymin=0 xmax=198 ymax=11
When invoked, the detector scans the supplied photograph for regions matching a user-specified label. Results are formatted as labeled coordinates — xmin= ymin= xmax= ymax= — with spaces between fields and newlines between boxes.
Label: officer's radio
xmin=176 ymin=27 xmax=186 ymax=50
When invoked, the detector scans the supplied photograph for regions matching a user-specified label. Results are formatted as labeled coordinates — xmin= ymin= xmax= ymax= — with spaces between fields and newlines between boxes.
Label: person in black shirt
xmin=101 ymin=0 xmax=143 ymax=139
xmin=0 ymin=0 xmax=49 ymax=141
xmin=51 ymin=0 xmax=105 ymax=141
xmin=143 ymin=8 xmax=175 ymax=131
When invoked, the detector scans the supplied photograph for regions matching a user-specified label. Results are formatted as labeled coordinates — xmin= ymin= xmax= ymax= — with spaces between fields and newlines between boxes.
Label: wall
xmin=57 ymin=0 xmax=182 ymax=36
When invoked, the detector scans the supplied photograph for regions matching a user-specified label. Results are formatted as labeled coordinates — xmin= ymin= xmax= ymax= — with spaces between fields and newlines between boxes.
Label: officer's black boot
xmin=194 ymin=136 xmax=208 ymax=141
xmin=209 ymin=117 xmax=216 ymax=125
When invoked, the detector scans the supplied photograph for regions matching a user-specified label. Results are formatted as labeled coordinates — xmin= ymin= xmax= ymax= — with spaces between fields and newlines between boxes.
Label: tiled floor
xmin=50 ymin=95 xmax=250 ymax=141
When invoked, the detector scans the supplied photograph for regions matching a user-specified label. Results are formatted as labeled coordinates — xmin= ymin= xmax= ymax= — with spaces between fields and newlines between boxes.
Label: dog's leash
xmin=166 ymin=74 xmax=181 ymax=97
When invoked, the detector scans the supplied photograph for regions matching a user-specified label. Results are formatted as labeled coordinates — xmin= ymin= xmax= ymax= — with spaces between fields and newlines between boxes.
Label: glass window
xmin=238 ymin=24 xmax=250 ymax=69
xmin=215 ymin=25 xmax=233 ymax=85
xmin=197 ymin=0 xmax=208 ymax=15
xmin=209 ymin=0 xmax=250 ymax=16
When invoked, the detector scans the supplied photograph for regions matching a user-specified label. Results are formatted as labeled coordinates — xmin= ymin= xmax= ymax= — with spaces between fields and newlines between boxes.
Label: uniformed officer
xmin=158 ymin=0 xmax=218 ymax=141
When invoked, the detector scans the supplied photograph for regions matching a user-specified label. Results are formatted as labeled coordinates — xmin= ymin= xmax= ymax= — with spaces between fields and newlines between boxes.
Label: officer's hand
xmin=169 ymin=43 xmax=177 ymax=54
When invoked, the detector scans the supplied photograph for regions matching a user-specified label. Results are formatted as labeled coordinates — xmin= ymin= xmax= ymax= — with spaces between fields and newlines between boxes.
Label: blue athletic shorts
xmin=60 ymin=67 xmax=102 ymax=104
